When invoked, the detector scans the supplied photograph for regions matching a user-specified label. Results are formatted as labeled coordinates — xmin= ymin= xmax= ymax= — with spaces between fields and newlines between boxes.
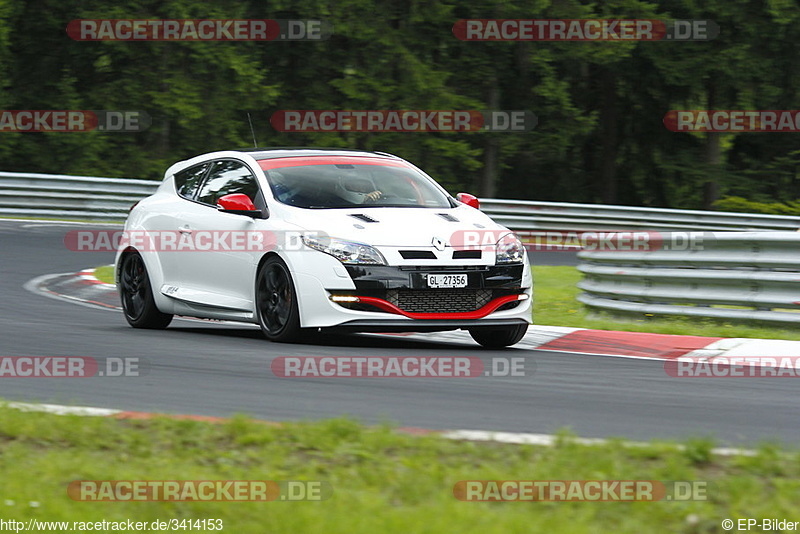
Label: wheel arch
xmin=254 ymin=251 xmax=304 ymax=341
xmin=254 ymin=251 xmax=302 ymax=314
xmin=116 ymin=246 xmax=171 ymax=312
xmin=115 ymin=246 xmax=137 ymax=285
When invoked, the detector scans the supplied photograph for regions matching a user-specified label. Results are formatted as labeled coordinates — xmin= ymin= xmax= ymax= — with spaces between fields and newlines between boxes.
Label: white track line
xmin=441 ymin=429 xmax=758 ymax=457
xmin=4 ymin=401 xmax=121 ymax=417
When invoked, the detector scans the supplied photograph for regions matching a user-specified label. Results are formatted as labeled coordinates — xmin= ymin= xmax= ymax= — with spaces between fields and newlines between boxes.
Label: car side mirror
xmin=217 ymin=193 xmax=267 ymax=219
xmin=456 ymin=192 xmax=480 ymax=210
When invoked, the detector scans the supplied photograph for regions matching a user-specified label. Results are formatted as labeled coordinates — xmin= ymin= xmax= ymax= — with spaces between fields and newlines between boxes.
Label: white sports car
xmin=115 ymin=148 xmax=532 ymax=348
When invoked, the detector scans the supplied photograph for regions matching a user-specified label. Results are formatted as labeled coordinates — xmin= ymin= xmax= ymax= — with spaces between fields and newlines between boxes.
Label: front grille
xmin=386 ymin=289 xmax=492 ymax=313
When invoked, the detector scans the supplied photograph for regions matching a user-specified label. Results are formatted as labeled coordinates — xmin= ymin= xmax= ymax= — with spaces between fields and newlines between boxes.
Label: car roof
xmin=233 ymin=147 xmax=402 ymax=161
xmin=164 ymin=148 xmax=406 ymax=181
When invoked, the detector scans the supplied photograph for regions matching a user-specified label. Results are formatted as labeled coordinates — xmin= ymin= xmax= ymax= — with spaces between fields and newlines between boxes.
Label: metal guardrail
xmin=1 ymin=172 xmax=800 ymax=232
xmin=0 ymin=172 xmax=159 ymax=220
xmin=480 ymin=198 xmax=800 ymax=232
xmin=577 ymin=232 xmax=800 ymax=324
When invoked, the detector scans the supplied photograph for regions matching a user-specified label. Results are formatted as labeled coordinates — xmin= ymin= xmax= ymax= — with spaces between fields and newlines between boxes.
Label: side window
xmin=196 ymin=160 xmax=261 ymax=207
xmin=173 ymin=163 xmax=210 ymax=200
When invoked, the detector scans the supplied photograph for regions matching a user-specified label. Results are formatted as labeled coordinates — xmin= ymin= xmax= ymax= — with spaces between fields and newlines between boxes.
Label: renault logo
xmin=432 ymin=236 xmax=446 ymax=251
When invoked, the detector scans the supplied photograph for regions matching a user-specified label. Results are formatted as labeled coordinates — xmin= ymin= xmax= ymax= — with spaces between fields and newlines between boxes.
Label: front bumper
xmin=324 ymin=318 xmax=530 ymax=333
xmin=284 ymin=250 xmax=532 ymax=330
xmin=331 ymin=264 xmax=526 ymax=317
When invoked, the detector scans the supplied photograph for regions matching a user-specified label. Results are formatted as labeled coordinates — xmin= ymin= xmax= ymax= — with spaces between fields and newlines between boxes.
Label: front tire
xmin=468 ymin=323 xmax=528 ymax=348
xmin=119 ymin=252 xmax=173 ymax=329
xmin=255 ymin=256 xmax=303 ymax=343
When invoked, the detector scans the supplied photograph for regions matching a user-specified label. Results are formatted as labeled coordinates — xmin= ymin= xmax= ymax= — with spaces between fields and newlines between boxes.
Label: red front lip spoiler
xmin=347 ymin=294 xmax=527 ymax=320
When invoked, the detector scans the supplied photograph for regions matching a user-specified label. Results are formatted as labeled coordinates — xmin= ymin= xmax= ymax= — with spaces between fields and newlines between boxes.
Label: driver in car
xmin=334 ymin=175 xmax=383 ymax=204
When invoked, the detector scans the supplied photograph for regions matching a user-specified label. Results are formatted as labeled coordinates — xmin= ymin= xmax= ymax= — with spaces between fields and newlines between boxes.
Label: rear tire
xmin=119 ymin=252 xmax=173 ymax=329
xmin=468 ymin=323 xmax=528 ymax=348
xmin=255 ymin=256 xmax=303 ymax=343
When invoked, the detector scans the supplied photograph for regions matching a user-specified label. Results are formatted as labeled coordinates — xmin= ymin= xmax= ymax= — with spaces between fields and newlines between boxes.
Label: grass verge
xmin=93 ymin=265 xmax=114 ymax=284
xmin=0 ymin=404 xmax=796 ymax=533
xmin=533 ymin=266 xmax=800 ymax=341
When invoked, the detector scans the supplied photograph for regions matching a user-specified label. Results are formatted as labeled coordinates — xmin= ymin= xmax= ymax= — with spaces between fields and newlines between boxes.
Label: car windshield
xmin=260 ymin=158 xmax=453 ymax=209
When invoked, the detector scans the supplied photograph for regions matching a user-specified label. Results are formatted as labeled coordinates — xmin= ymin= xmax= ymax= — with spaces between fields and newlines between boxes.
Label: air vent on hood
xmin=349 ymin=213 xmax=378 ymax=223
xmin=437 ymin=213 xmax=459 ymax=222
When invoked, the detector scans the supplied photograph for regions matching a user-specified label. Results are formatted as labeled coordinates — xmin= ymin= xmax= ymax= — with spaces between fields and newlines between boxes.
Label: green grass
xmin=0 ymin=404 xmax=796 ymax=533
xmin=93 ymin=265 xmax=115 ymax=284
xmin=533 ymin=266 xmax=800 ymax=340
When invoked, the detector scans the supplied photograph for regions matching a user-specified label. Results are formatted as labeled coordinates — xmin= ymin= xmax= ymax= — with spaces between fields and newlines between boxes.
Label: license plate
xmin=427 ymin=274 xmax=468 ymax=288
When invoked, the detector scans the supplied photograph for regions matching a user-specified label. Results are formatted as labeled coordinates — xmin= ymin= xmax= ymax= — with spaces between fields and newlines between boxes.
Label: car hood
xmin=277 ymin=205 xmax=510 ymax=247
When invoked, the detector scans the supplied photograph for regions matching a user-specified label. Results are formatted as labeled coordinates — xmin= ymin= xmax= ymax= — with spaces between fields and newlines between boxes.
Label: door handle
xmin=178 ymin=225 xmax=193 ymax=234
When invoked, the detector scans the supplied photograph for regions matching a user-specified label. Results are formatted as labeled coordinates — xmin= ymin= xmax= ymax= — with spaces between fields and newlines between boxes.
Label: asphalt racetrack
xmin=1 ymin=219 xmax=796 ymax=446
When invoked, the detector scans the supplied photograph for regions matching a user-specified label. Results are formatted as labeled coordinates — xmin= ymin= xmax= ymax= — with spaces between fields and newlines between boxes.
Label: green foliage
xmin=713 ymin=196 xmax=800 ymax=215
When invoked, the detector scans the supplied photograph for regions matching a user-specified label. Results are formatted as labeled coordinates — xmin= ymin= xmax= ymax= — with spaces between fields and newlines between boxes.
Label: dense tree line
xmin=0 ymin=0 xmax=798 ymax=210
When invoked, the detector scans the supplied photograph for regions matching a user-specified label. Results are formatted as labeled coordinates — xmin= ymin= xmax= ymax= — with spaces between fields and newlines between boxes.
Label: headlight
xmin=302 ymin=235 xmax=386 ymax=265
xmin=495 ymin=233 xmax=524 ymax=264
